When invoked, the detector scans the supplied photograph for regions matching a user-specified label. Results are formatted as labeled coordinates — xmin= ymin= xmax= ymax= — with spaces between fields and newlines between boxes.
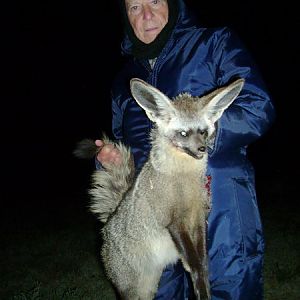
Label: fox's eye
xmin=180 ymin=131 xmax=187 ymax=137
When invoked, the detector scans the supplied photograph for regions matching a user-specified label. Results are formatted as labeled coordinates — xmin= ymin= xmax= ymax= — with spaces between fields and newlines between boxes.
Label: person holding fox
xmin=94 ymin=0 xmax=275 ymax=298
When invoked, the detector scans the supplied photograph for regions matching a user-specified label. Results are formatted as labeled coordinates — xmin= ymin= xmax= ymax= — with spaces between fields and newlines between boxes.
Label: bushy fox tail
xmin=74 ymin=137 xmax=135 ymax=223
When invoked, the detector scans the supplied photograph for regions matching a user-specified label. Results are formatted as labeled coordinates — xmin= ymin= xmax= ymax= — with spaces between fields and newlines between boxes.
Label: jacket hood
xmin=120 ymin=0 xmax=198 ymax=57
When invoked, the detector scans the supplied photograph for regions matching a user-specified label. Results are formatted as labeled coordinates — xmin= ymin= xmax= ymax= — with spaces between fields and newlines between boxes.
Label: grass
xmin=259 ymin=176 xmax=300 ymax=300
xmin=0 ymin=177 xmax=299 ymax=300
xmin=0 ymin=200 xmax=117 ymax=300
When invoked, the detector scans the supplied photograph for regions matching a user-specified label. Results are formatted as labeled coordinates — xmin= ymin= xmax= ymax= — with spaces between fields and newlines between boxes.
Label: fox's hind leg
xmin=168 ymin=222 xmax=211 ymax=300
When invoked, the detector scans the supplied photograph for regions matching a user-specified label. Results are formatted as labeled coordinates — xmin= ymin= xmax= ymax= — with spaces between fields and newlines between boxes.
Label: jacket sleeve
xmin=209 ymin=28 xmax=276 ymax=156
xmin=111 ymin=90 xmax=124 ymax=142
xmin=95 ymin=90 xmax=124 ymax=171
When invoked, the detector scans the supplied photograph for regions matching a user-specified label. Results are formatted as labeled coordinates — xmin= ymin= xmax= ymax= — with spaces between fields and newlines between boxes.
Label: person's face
xmin=125 ymin=0 xmax=169 ymax=44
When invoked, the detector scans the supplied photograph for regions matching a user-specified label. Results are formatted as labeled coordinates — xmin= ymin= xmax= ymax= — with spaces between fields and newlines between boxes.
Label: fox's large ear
xmin=130 ymin=78 xmax=174 ymax=122
xmin=203 ymin=78 xmax=245 ymax=124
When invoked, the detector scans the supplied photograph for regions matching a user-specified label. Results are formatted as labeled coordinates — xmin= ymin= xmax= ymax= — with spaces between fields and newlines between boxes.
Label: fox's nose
xmin=198 ymin=146 xmax=206 ymax=152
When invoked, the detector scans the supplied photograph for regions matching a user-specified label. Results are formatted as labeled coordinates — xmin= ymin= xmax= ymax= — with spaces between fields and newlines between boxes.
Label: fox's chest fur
xmin=139 ymin=154 xmax=208 ymax=219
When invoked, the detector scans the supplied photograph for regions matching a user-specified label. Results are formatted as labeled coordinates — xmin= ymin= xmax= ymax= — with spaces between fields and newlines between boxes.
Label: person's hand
xmin=95 ymin=140 xmax=122 ymax=166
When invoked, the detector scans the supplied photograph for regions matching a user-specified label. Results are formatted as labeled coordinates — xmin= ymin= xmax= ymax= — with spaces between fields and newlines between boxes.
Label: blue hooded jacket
xmin=109 ymin=0 xmax=275 ymax=299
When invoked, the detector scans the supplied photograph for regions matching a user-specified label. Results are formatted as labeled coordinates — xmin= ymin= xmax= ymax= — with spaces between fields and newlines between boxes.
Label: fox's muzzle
xmin=182 ymin=146 xmax=206 ymax=159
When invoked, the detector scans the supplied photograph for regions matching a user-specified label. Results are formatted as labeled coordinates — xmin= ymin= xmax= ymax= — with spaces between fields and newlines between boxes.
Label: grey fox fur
xmin=75 ymin=78 xmax=244 ymax=300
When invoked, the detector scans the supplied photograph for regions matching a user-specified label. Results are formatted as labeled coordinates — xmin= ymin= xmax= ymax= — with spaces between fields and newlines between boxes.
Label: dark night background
xmin=1 ymin=0 xmax=299 ymax=224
